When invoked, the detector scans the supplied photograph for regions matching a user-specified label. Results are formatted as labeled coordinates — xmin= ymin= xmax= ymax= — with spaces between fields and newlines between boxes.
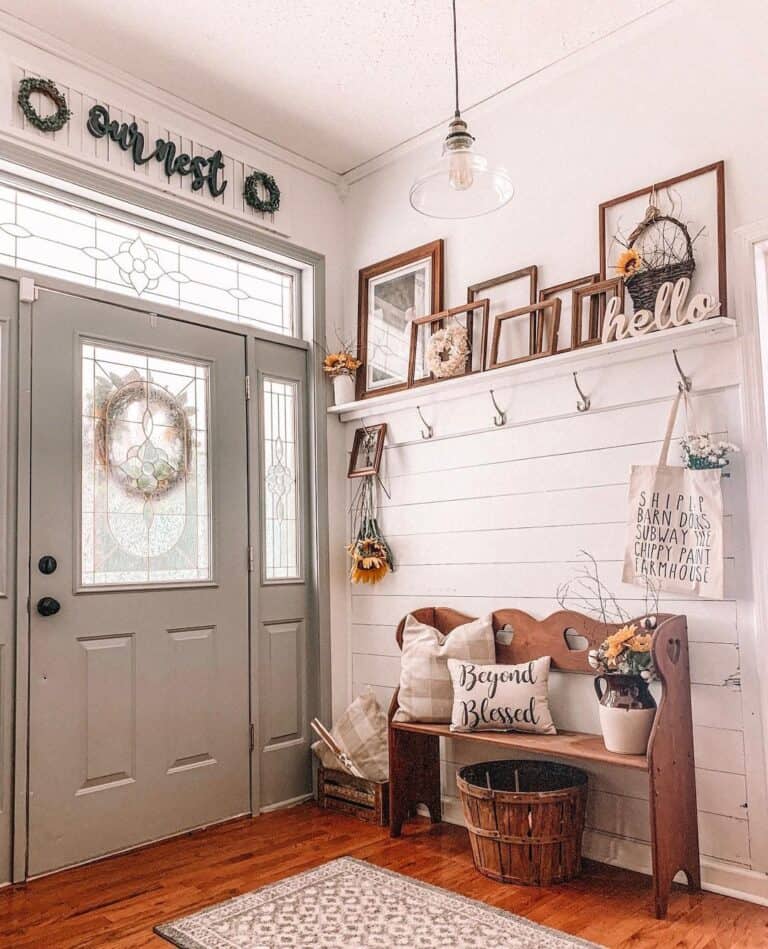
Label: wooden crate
xmin=317 ymin=765 xmax=389 ymax=826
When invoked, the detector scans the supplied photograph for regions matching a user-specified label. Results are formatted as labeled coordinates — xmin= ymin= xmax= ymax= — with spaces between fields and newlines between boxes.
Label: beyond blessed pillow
xmin=394 ymin=613 xmax=496 ymax=723
xmin=447 ymin=656 xmax=557 ymax=735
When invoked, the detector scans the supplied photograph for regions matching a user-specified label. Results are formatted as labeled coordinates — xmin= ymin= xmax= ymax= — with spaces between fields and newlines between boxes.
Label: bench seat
xmin=390 ymin=720 xmax=648 ymax=770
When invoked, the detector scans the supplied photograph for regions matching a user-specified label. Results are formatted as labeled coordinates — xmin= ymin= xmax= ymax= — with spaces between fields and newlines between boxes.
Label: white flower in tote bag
xmin=622 ymin=390 xmax=724 ymax=599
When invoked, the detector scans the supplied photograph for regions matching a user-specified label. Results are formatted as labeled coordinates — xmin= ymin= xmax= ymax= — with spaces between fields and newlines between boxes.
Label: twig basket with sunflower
xmin=615 ymin=205 xmax=696 ymax=313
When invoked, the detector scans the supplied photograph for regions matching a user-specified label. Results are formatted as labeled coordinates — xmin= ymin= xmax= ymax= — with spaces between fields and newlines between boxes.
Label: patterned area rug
xmin=154 ymin=857 xmax=602 ymax=948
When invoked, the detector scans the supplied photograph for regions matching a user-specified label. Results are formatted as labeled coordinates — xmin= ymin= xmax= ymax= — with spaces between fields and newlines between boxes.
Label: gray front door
xmin=28 ymin=288 xmax=251 ymax=875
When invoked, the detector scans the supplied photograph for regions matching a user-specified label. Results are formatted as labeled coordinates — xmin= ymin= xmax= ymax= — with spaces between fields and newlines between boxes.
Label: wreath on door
xmin=17 ymin=77 xmax=72 ymax=133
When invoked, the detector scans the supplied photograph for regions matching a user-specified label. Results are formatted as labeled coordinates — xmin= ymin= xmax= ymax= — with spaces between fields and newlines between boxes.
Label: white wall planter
xmin=333 ymin=373 xmax=356 ymax=406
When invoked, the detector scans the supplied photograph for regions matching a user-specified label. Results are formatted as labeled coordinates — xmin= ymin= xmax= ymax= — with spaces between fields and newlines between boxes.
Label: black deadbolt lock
xmin=36 ymin=596 xmax=61 ymax=617
xmin=38 ymin=555 xmax=57 ymax=575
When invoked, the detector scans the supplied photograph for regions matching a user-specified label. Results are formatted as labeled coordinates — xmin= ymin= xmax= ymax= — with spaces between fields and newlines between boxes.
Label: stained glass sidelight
xmin=81 ymin=342 xmax=212 ymax=586
xmin=263 ymin=377 xmax=300 ymax=581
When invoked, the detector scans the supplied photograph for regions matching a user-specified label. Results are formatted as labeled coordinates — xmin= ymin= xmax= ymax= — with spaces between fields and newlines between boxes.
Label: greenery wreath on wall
xmin=17 ymin=77 xmax=72 ymax=133
xmin=243 ymin=171 xmax=281 ymax=214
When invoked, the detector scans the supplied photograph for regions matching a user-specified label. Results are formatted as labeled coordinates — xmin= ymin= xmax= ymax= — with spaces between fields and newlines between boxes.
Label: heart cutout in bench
xmin=666 ymin=637 xmax=681 ymax=665
xmin=564 ymin=628 xmax=589 ymax=651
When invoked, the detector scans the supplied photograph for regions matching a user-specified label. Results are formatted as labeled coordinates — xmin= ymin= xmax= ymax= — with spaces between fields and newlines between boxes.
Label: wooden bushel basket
xmin=457 ymin=760 xmax=588 ymax=885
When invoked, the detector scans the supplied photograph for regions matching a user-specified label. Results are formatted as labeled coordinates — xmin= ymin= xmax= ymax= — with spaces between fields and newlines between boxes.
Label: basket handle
xmin=628 ymin=213 xmax=695 ymax=265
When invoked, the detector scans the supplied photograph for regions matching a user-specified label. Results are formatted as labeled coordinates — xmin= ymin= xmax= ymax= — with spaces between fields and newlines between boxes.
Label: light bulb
xmin=448 ymin=148 xmax=474 ymax=191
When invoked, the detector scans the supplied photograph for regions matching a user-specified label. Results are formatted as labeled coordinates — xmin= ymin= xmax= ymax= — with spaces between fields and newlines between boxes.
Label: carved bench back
xmin=395 ymin=607 xmax=675 ymax=674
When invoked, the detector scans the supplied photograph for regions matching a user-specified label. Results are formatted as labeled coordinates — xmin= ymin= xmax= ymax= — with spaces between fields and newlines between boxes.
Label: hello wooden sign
xmin=602 ymin=278 xmax=720 ymax=343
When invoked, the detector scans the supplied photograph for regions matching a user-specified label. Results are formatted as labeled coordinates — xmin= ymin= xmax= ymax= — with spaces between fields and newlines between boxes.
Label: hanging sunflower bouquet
xmin=348 ymin=476 xmax=394 ymax=585
xmin=588 ymin=624 xmax=656 ymax=681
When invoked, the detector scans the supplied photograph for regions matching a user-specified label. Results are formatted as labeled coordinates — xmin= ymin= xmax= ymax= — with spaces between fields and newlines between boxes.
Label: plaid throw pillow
xmin=312 ymin=691 xmax=388 ymax=782
xmin=394 ymin=613 xmax=496 ymax=723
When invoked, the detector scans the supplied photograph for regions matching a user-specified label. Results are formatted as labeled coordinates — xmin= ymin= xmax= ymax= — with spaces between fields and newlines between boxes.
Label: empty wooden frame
xmin=539 ymin=274 xmax=599 ymax=354
xmin=407 ymin=299 xmax=490 ymax=387
xmin=488 ymin=298 xmax=561 ymax=370
xmin=468 ymin=266 xmax=538 ymax=353
xmin=571 ymin=277 xmax=624 ymax=349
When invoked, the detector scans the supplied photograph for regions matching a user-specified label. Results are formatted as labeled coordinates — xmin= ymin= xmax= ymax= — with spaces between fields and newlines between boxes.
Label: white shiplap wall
xmin=342 ymin=332 xmax=758 ymax=878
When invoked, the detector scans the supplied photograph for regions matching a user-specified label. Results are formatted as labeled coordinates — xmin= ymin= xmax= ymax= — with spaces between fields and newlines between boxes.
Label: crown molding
xmin=0 ymin=10 xmax=343 ymax=188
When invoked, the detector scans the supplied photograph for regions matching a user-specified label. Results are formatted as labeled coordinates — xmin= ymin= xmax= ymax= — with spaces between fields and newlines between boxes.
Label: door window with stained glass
xmin=81 ymin=341 xmax=211 ymax=586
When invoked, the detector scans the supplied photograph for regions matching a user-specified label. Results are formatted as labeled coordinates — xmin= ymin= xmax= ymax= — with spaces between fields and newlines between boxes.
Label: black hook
xmin=573 ymin=372 xmax=591 ymax=413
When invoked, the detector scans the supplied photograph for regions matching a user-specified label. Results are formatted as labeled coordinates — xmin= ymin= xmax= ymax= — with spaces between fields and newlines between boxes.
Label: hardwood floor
xmin=0 ymin=803 xmax=766 ymax=948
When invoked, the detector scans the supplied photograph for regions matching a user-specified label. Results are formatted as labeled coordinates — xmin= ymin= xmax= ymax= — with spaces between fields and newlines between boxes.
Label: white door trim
xmin=732 ymin=218 xmax=768 ymax=871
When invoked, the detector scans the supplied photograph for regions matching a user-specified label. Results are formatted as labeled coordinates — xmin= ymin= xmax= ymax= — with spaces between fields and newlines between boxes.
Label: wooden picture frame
xmin=356 ymin=240 xmax=444 ymax=400
xmin=468 ymin=265 xmax=538 ymax=353
xmin=407 ymin=299 xmax=490 ymax=388
xmin=571 ymin=277 xmax=624 ymax=349
xmin=487 ymin=299 xmax=561 ymax=371
xmin=599 ymin=161 xmax=726 ymax=316
xmin=538 ymin=274 xmax=599 ymax=354
xmin=348 ymin=423 xmax=387 ymax=478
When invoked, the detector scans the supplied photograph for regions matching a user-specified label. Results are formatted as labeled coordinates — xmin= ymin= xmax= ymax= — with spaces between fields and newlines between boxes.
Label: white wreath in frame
xmin=425 ymin=324 xmax=470 ymax=378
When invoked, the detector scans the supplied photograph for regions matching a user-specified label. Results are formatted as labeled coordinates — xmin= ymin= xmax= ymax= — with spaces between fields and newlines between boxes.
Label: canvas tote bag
xmin=622 ymin=390 xmax=724 ymax=599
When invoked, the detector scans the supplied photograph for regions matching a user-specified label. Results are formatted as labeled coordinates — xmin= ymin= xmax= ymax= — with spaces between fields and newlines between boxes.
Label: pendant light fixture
xmin=409 ymin=0 xmax=514 ymax=219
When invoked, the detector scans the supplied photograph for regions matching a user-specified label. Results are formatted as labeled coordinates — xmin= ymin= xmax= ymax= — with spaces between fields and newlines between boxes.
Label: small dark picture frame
xmin=487 ymin=299 xmax=561 ymax=370
xmin=348 ymin=423 xmax=387 ymax=478
xmin=571 ymin=277 xmax=624 ymax=349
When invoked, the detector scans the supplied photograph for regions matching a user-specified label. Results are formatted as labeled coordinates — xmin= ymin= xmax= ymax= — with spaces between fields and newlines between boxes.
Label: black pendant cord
xmin=452 ymin=0 xmax=461 ymax=118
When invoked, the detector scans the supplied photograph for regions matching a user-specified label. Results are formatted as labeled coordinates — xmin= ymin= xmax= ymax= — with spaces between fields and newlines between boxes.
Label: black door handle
xmin=36 ymin=596 xmax=61 ymax=617
xmin=38 ymin=555 xmax=57 ymax=575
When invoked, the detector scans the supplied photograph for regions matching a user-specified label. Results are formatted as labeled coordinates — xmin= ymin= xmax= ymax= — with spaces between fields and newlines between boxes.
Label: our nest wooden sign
xmin=17 ymin=76 xmax=281 ymax=215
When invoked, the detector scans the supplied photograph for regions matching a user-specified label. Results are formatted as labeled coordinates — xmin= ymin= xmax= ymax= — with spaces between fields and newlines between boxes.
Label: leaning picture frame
xmin=467 ymin=265 xmax=538 ymax=355
xmin=407 ymin=300 xmax=490 ymax=387
xmin=538 ymin=274 xmax=599 ymax=354
xmin=599 ymin=161 xmax=726 ymax=318
xmin=348 ymin=423 xmax=387 ymax=478
xmin=356 ymin=240 xmax=444 ymax=400
xmin=487 ymin=299 xmax=561 ymax=370
xmin=571 ymin=277 xmax=624 ymax=349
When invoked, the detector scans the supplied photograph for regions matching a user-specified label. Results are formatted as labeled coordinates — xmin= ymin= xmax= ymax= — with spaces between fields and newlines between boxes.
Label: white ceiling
xmin=2 ymin=0 xmax=670 ymax=174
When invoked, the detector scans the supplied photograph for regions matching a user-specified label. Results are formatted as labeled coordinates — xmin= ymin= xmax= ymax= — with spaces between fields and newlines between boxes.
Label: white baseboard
xmin=426 ymin=797 xmax=768 ymax=907
xmin=259 ymin=793 xmax=314 ymax=814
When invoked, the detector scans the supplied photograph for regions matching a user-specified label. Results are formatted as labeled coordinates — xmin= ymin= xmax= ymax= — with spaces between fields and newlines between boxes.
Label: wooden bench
xmin=387 ymin=607 xmax=700 ymax=919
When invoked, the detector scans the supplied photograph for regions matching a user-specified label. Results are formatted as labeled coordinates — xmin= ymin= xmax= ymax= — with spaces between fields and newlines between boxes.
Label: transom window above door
xmin=0 ymin=179 xmax=297 ymax=336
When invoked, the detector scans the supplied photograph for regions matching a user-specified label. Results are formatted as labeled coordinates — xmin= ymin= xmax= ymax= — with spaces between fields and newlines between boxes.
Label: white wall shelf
xmin=328 ymin=317 xmax=738 ymax=422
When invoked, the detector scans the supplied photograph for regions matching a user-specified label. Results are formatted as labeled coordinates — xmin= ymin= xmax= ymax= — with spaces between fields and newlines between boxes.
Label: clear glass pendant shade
xmin=409 ymin=121 xmax=514 ymax=219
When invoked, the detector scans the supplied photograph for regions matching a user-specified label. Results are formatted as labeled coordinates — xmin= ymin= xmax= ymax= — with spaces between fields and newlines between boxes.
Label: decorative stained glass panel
xmin=0 ymin=180 xmax=296 ymax=335
xmin=81 ymin=342 xmax=212 ymax=586
xmin=263 ymin=377 xmax=300 ymax=581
